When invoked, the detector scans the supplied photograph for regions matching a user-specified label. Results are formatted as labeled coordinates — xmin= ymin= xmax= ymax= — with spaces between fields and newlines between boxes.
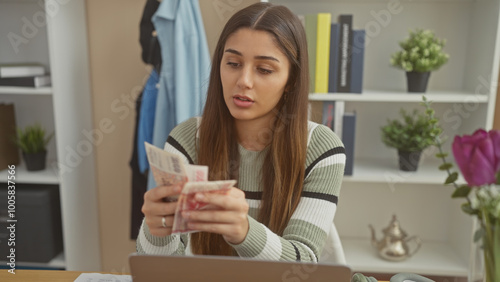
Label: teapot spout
xmin=368 ymin=224 xmax=378 ymax=248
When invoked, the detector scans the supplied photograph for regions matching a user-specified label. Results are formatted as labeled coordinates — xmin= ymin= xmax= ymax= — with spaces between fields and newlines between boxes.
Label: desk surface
xmin=0 ymin=269 xmax=390 ymax=281
xmin=0 ymin=270 xmax=130 ymax=282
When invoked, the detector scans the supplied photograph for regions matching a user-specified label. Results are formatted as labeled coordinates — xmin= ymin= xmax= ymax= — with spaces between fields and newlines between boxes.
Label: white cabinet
xmin=270 ymin=0 xmax=500 ymax=277
xmin=0 ymin=0 xmax=100 ymax=271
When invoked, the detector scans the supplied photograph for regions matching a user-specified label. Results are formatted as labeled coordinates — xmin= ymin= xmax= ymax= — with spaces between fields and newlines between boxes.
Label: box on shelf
xmin=0 ymin=184 xmax=63 ymax=263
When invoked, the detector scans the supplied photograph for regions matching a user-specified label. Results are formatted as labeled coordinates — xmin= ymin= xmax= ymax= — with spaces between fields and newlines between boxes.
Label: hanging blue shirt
xmin=148 ymin=0 xmax=211 ymax=189
xmin=137 ymin=69 xmax=159 ymax=174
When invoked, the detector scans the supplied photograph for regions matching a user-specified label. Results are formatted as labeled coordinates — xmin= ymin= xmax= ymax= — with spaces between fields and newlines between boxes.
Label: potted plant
xmin=390 ymin=29 xmax=449 ymax=93
xmin=14 ymin=123 xmax=54 ymax=171
xmin=381 ymin=108 xmax=441 ymax=171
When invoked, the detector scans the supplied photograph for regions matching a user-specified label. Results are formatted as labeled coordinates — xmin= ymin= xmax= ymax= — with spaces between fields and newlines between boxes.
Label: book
xmin=321 ymin=100 xmax=345 ymax=139
xmin=314 ymin=13 xmax=331 ymax=94
xmin=322 ymin=101 xmax=335 ymax=129
xmin=305 ymin=14 xmax=318 ymax=93
xmin=337 ymin=15 xmax=353 ymax=93
xmin=342 ymin=112 xmax=356 ymax=175
xmin=0 ymin=75 xmax=51 ymax=88
xmin=0 ymin=64 xmax=45 ymax=78
xmin=350 ymin=30 xmax=365 ymax=94
xmin=328 ymin=23 xmax=340 ymax=93
xmin=333 ymin=101 xmax=345 ymax=139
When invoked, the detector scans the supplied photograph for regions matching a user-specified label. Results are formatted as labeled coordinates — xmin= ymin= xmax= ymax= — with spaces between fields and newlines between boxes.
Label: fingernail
xmin=195 ymin=193 xmax=204 ymax=200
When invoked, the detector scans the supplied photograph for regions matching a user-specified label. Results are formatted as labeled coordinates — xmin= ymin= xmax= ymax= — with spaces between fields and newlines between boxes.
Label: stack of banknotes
xmin=145 ymin=142 xmax=236 ymax=234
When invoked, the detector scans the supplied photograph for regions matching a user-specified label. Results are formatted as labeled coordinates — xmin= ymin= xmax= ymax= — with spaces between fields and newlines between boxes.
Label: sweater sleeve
xmin=136 ymin=219 xmax=189 ymax=255
xmin=228 ymin=124 xmax=345 ymax=261
xmin=136 ymin=117 xmax=199 ymax=255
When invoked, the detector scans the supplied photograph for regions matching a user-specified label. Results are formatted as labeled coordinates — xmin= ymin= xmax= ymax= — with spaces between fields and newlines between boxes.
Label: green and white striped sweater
xmin=137 ymin=117 xmax=345 ymax=262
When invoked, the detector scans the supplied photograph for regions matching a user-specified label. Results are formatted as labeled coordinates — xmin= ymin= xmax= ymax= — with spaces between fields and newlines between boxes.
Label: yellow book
xmin=315 ymin=13 xmax=331 ymax=94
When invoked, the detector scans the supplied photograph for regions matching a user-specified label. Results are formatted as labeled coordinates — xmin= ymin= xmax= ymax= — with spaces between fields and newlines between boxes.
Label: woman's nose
xmin=236 ymin=66 xmax=253 ymax=89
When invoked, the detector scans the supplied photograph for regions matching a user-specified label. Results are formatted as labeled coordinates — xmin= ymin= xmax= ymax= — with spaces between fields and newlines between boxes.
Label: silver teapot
xmin=369 ymin=214 xmax=421 ymax=262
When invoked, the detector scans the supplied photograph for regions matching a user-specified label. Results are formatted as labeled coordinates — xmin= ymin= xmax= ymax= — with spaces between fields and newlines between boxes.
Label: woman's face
xmin=220 ymin=28 xmax=290 ymax=125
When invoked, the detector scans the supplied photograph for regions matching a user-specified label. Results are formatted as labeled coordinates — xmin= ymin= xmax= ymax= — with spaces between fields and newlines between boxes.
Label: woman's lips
xmin=233 ymin=95 xmax=254 ymax=108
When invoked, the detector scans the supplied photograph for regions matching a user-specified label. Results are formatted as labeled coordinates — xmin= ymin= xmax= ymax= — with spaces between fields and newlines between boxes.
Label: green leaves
xmin=381 ymin=108 xmax=441 ymax=152
xmin=14 ymin=123 xmax=53 ymax=154
xmin=452 ymin=185 xmax=471 ymax=198
xmin=474 ymin=227 xmax=485 ymax=243
xmin=439 ymin=163 xmax=453 ymax=171
xmin=435 ymin=153 xmax=448 ymax=158
xmin=391 ymin=29 xmax=449 ymax=72
xmin=461 ymin=202 xmax=479 ymax=216
xmin=445 ymin=172 xmax=458 ymax=184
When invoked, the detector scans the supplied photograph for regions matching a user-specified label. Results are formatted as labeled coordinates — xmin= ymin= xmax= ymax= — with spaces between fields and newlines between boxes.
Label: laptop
xmin=129 ymin=253 xmax=352 ymax=282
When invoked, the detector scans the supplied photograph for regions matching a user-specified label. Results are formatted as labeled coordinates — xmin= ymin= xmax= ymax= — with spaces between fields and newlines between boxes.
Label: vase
xmin=468 ymin=214 xmax=499 ymax=282
xmin=406 ymin=71 xmax=430 ymax=93
xmin=22 ymin=151 xmax=47 ymax=171
xmin=397 ymin=150 xmax=422 ymax=171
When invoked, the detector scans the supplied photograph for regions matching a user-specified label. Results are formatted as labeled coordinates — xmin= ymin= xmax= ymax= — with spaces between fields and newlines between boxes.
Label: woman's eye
xmin=258 ymin=68 xmax=273 ymax=74
xmin=227 ymin=62 xmax=240 ymax=68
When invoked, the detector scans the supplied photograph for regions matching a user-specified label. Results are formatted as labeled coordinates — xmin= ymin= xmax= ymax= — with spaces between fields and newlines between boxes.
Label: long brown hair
xmin=192 ymin=2 xmax=309 ymax=256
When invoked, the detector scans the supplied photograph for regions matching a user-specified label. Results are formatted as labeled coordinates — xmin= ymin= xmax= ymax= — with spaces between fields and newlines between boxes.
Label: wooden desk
xmin=0 ymin=269 xmax=390 ymax=281
xmin=0 ymin=270 xmax=130 ymax=282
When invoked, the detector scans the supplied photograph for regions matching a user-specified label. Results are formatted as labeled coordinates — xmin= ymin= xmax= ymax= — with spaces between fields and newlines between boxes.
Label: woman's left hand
xmin=182 ymin=187 xmax=249 ymax=245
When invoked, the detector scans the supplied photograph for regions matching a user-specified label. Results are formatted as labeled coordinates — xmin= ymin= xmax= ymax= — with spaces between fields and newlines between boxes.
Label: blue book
xmin=342 ymin=112 xmax=356 ymax=175
xmin=337 ymin=15 xmax=353 ymax=93
xmin=328 ymin=23 xmax=340 ymax=93
xmin=350 ymin=30 xmax=365 ymax=94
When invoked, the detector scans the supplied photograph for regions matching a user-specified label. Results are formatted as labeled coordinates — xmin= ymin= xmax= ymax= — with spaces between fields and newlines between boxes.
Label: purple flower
xmin=452 ymin=129 xmax=500 ymax=186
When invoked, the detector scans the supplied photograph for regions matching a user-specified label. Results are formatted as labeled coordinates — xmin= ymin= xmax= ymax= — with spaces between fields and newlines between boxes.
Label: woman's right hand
xmin=142 ymin=185 xmax=182 ymax=237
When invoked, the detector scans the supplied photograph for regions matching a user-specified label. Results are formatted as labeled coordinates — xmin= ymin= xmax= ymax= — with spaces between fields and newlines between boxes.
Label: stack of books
xmin=0 ymin=64 xmax=51 ymax=88
xmin=303 ymin=13 xmax=365 ymax=94
xmin=302 ymin=13 xmax=364 ymax=176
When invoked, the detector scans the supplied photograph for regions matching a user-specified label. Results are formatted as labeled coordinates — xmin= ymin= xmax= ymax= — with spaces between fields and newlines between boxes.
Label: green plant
xmin=14 ymin=123 xmax=54 ymax=154
xmin=381 ymin=108 xmax=441 ymax=152
xmin=390 ymin=29 xmax=449 ymax=72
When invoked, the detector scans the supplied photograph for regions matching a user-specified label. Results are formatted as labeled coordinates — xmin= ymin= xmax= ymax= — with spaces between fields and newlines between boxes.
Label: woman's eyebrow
xmin=224 ymin=48 xmax=280 ymax=63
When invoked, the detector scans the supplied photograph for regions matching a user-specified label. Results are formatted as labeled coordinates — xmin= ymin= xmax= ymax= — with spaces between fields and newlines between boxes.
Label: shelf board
xmin=0 ymin=86 xmax=52 ymax=95
xmin=309 ymin=90 xmax=488 ymax=103
xmin=333 ymin=238 xmax=468 ymax=276
xmin=0 ymin=252 xmax=65 ymax=269
xmin=0 ymin=161 xmax=60 ymax=185
xmin=271 ymin=0 xmax=475 ymax=3
xmin=343 ymin=158 xmax=461 ymax=185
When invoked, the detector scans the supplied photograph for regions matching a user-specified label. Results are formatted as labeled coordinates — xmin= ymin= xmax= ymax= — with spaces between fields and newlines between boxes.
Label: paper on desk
xmin=74 ymin=273 xmax=132 ymax=282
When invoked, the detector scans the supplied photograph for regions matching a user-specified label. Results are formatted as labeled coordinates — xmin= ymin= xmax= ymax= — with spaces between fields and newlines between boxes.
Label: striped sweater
xmin=137 ymin=117 xmax=346 ymax=262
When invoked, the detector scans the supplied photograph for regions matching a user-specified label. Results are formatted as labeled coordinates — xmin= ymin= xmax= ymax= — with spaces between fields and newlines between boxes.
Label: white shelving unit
xmin=309 ymin=90 xmax=489 ymax=103
xmin=271 ymin=0 xmax=500 ymax=277
xmin=340 ymin=238 xmax=468 ymax=276
xmin=0 ymin=0 xmax=100 ymax=271
xmin=0 ymin=160 xmax=59 ymax=185
xmin=0 ymin=86 xmax=52 ymax=95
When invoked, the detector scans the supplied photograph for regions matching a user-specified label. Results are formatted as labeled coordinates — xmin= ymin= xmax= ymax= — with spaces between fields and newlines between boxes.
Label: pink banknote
xmin=172 ymin=180 xmax=237 ymax=234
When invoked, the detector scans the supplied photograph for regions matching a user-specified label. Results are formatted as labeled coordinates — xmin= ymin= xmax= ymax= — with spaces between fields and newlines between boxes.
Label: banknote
xmin=145 ymin=142 xmax=210 ymax=201
xmin=185 ymin=164 xmax=208 ymax=182
xmin=172 ymin=180 xmax=237 ymax=234
xmin=145 ymin=142 xmax=188 ymax=201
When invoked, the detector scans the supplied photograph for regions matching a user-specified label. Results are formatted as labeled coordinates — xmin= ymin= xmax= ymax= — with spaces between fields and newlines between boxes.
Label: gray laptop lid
xmin=129 ymin=253 xmax=352 ymax=282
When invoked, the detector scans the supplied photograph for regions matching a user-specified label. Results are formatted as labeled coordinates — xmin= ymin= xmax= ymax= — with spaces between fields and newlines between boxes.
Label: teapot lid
xmin=382 ymin=214 xmax=407 ymax=239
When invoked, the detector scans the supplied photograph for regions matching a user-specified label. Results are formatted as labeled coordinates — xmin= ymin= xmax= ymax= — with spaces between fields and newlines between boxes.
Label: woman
xmin=137 ymin=2 xmax=346 ymax=262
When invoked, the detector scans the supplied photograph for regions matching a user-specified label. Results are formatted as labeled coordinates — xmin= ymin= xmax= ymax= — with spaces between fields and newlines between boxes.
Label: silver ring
xmin=161 ymin=216 xmax=167 ymax=228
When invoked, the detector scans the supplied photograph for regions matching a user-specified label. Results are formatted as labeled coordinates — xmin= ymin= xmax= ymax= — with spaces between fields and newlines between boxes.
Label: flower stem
xmin=421 ymin=98 xmax=472 ymax=206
